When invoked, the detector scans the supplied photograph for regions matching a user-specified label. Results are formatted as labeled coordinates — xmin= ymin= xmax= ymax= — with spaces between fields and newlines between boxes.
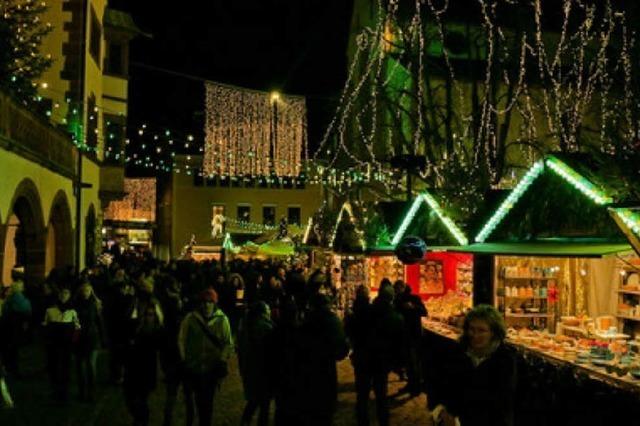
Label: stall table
xmin=422 ymin=318 xmax=640 ymax=426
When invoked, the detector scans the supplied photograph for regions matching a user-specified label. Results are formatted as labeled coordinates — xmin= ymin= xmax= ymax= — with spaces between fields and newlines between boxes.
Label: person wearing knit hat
xmin=201 ymin=288 xmax=218 ymax=304
xmin=179 ymin=286 xmax=233 ymax=426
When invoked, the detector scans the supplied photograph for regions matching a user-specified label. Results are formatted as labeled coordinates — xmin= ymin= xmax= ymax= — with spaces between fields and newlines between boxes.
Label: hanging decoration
xmin=315 ymin=0 xmax=639 ymax=205
xmin=104 ymin=178 xmax=156 ymax=222
xmin=203 ymin=82 xmax=307 ymax=177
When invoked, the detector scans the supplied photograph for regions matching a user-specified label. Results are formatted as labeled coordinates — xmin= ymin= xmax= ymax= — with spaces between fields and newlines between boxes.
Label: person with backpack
xmin=178 ymin=288 xmax=233 ymax=426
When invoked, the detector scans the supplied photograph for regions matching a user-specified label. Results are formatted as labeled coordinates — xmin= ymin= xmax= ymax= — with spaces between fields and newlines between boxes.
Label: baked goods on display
xmin=425 ymin=290 xmax=472 ymax=323
xmin=366 ymin=256 xmax=403 ymax=289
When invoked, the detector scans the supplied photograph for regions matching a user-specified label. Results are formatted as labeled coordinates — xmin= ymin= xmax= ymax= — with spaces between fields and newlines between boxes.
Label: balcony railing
xmin=0 ymin=91 xmax=78 ymax=178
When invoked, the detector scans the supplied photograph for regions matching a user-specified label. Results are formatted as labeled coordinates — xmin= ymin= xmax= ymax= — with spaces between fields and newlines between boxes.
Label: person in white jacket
xmin=178 ymin=288 xmax=233 ymax=426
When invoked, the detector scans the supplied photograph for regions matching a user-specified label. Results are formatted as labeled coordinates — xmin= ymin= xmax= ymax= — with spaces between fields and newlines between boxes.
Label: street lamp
xmin=270 ymin=91 xmax=280 ymax=176
xmin=388 ymin=154 xmax=426 ymax=201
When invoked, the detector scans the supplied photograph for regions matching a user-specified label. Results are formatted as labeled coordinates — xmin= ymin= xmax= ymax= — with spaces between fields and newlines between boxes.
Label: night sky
xmin=109 ymin=0 xmax=354 ymax=173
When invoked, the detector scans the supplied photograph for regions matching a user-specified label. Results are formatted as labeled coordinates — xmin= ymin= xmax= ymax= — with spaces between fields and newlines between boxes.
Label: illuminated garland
xmin=391 ymin=191 xmax=468 ymax=246
xmin=316 ymin=0 xmax=638 ymax=196
xmin=613 ymin=208 xmax=640 ymax=238
xmin=329 ymin=202 xmax=366 ymax=250
xmin=544 ymin=156 xmax=612 ymax=205
xmin=475 ymin=161 xmax=545 ymax=243
xmin=223 ymin=216 xmax=305 ymax=236
xmin=474 ymin=156 xmax=615 ymax=243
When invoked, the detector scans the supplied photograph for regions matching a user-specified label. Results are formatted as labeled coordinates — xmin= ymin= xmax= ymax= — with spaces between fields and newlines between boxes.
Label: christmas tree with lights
xmin=0 ymin=0 xmax=52 ymax=104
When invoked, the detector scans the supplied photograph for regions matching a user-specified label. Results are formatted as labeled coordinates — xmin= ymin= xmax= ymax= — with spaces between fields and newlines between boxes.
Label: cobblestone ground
xmin=0 ymin=339 xmax=432 ymax=426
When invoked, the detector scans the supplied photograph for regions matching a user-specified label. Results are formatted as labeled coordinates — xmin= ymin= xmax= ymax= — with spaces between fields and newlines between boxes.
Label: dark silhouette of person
xmin=297 ymin=293 xmax=349 ymax=425
xmin=238 ymin=301 xmax=275 ymax=426
xmin=347 ymin=283 xmax=404 ymax=426
xmin=394 ymin=280 xmax=427 ymax=396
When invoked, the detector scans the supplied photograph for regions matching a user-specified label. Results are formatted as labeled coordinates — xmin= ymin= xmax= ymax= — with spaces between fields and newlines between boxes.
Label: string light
xmin=544 ymin=156 xmax=612 ymax=205
xmin=316 ymin=0 xmax=638 ymax=202
xmin=104 ymin=178 xmax=156 ymax=222
xmin=475 ymin=155 xmax=615 ymax=243
xmin=329 ymin=202 xmax=366 ymax=250
xmin=203 ymin=82 xmax=306 ymax=177
xmin=612 ymin=208 xmax=640 ymax=238
xmin=475 ymin=160 xmax=545 ymax=243
xmin=391 ymin=191 xmax=468 ymax=246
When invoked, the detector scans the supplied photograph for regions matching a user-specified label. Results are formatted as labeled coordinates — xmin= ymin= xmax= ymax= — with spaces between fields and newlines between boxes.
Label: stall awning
xmin=448 ymin=242 xmax=633 ymax=258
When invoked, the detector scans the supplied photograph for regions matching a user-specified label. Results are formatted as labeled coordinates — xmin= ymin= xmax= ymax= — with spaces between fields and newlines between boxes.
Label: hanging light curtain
xmin=204 ymin=81 xmax=307 ymax=177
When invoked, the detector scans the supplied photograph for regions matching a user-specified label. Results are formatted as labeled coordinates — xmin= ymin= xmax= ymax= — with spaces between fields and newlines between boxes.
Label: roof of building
xmin=448 ymin=241 xmax=633 ymax=258
xmin=104 ymin=9 xmax=148 ymax=37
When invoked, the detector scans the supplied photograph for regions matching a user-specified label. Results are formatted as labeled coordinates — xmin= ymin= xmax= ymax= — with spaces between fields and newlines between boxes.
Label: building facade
xmin=0 ymin=1 xmax=140 ymax=286
xmin=156 ymin=155 xmax=324 ymax=260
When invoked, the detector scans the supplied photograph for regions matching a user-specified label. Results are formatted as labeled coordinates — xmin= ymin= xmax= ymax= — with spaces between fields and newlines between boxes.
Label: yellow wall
xmin=0 ymin=150 xmax=75 ymax=229
xmin=103 ymin=75 xmax=128 ymax=112
xmin=38 ymin=0 xmax=72 ymax=127
xmin=167 ymin=172 xmax=324 ymax=257
xmin=84 ymin=0 xmax=107 ymax=162
xmin=80 ymin=156 xmax=102 ymax=269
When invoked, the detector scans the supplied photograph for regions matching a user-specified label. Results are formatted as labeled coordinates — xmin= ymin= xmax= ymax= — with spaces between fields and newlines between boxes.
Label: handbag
xmin=194 ymin=316 xmax=229 ymax=380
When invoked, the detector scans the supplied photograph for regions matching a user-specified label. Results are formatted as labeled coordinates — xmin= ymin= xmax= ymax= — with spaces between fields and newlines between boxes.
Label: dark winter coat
xmin=74 ymin=298 xmax=103 ymax=354
xmin=430 ymin=343 xmax=517 ymax=426
xmin=108 ymin=291 xmax=135 ymax=344
xmin=367 ymin=297 xmax=405 ymax=372
xmin=298 ymin=304 xmax=349 ymax=419
xmin=344 ymin=296 xmax=372 ymax=367
xmin=395 ymin=291 xmax=427 ymax=341
xmin=123 ymin=323 xmax=163 ymax=394
xmin=238 ymin=314 xmax=275 ymax=401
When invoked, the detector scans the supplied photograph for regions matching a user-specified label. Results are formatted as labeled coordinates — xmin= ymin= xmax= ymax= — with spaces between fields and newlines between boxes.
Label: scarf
xmin=466 ymin=340 xmax=500 ymax=367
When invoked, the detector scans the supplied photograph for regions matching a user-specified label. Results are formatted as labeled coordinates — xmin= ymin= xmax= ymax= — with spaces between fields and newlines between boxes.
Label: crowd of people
xmin=0 ymin=249 xmax=517 ymax=426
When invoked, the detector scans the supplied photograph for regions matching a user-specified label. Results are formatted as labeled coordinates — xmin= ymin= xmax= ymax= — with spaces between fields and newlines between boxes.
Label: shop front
xmin=389 ymin=191 xmax=474 ymax=324
xmin=422 ymin=155 xmax=640 ymax=425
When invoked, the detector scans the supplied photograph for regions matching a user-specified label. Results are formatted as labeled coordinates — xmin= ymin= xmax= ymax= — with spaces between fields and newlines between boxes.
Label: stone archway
xmin=2 ymin=179 xmax=46 ymax=289
xmin=45 ymin=190 xmax=73 ymax=274
xmin=85 ymin=204 xmax=97 ymax=268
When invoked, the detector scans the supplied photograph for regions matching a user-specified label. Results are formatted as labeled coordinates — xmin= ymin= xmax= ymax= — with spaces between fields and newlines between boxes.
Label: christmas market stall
xmin=328 ymin=201 xmax=369 ymax=312
xmin=390 ymin=191 xmax=474 ymax=324
xmin=425 ymin=154 xmax=640 ymax=425
xmin=361 ymin=201 xmax=408 ymax=296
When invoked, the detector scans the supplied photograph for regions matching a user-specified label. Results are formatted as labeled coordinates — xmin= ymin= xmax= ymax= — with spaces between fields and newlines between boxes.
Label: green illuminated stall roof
xmin=391 ymin=191 xmax=468 ymax=246
xmin=449 ymin=242 xmax=633 ymax=258
xmin=610 ymin=207 xmax=640 ymax=256
xmin=475 ymin=155 xmax=616 ymax=243
xmin=330 ymin=201 xmax=366 ymax=251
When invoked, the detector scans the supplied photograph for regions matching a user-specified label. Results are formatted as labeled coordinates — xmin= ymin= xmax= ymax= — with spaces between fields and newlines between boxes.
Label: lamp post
xmin=270 ymin=91 xmax=280 ymax=176
xmin=388 ymin=154 xmax=426 ymax=201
